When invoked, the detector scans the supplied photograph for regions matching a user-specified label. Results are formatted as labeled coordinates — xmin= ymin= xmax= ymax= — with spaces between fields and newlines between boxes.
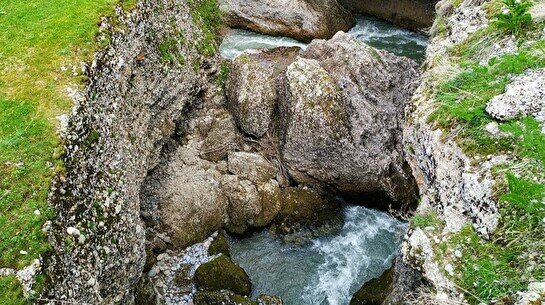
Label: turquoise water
xmin=219 ymin=15 xmax=428 ymax=61
xmin=228 ymin=205 xmax=407 ymax=305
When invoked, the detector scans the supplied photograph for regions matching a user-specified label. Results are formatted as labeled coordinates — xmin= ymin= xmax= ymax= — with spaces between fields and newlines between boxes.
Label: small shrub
xmin=494 ymin=0 xmax=533 ymax=38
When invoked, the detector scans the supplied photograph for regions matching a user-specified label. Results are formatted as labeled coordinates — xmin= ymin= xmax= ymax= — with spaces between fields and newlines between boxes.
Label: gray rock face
xmin=226 ymin=47 xmax=300 ymax=138
xmin=338 ymin=0 xmax=438 ymax=30
xmin=43 ymin=0 xmax=210 ymax=303
xmin=219 ymin=0 xmax=355 ymax=42
xmin=486 ymin=68 xmax=545 ymax=131
xmin=225 ymin=32 xmax=420 ymax=208
xmin=201 ymin=115 xmax=241 ymax=161
xmin=281 ymin=32 xmax=420 ymax=206
xmin=227 ymin=152 xmax=278 ymax=184
xmin=145 ymin=150 xmax=228 ymax=247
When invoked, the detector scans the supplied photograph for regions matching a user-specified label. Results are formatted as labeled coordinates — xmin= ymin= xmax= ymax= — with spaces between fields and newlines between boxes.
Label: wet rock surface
xmin=218 ymin=0 xmax=355 ymax=42
xmin=194 ymin=255 xmax=252 ymax=295
xmin=338 ymin=0 xmax=438 ymax=30
xmin=350 ymin=267 xmax=393 ymax=305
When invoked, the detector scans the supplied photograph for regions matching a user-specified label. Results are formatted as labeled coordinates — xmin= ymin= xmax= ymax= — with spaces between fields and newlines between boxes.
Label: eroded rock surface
xmin=486 ymin=68 xmax=545 ymax=131
xmin=219 ymin=0 xmax=355 ymax=42
xmin=226 ymin=47 xmax=300 ymax=137
xmin=225 ymin=32 xmax=421 ymax=209
xmin=339 ymin=0 xmax=438 ymax=30
xmin=280 ymin=33 xmax=420 ymax=206
xmin=43 ymin=1 xmax=211 ymax=302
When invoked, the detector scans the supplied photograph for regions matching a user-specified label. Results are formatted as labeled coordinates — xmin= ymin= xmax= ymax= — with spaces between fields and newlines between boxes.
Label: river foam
xmin=220 ymin=15 xmax=428 ymax=61
xmin=229 ymin=205 xmax=407 ymax=305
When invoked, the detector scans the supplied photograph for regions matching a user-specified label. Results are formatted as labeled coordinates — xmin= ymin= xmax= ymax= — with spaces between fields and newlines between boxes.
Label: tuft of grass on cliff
xmin=427 ymin=0 xmax=545 ymax=303
xmin=0 ymin=0 xmax=136 ymax=301
xmin=189 ymin=0 xmax=222 ymax=56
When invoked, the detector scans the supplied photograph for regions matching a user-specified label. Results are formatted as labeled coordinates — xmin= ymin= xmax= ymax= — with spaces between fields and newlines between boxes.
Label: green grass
xmin=0 ymin=0 xmax=136 ymax=301
xmin=445 ymin=174 xmax=545 ymax=304
xmin=189 ymin=0 xmax=222 ymax=56
xmin=410 ymin=211 xmax=443 ymax=229
xmin=430 ymin=40 xmax=545 ymax=157
xmin=0 ymin=276 xmax=27 ymax=305
xmin=427 ymin=3 xmax=545 ymax=302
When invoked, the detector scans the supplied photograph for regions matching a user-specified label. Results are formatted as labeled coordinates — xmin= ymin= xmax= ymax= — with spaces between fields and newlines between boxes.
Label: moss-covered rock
xmin=350 ymin=267 xmax=393 ymax=305
xmin=271 ymin=187 xmax=341 ymax=235
xmin=194 ymin=290 xmax=256 ymax=305
xmin=194 ymin=255 xmax=252 ymax=295
xmin=208 ymin=232 xmax=231 ymax=257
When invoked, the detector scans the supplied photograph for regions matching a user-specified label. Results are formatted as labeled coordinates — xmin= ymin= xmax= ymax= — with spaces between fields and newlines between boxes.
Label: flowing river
xmin=219 ymin=15 xmax=429 ymax=61
xmin=220 ymin=15 xmax=427 ymax=305
xmin=228 ymin=206 xmax=407 ymax=305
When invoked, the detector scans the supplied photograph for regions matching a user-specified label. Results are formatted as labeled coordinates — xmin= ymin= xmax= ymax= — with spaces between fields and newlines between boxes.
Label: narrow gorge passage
xmin=220 ymin=15 xmax=428 ymax=61
xmin=229 ymin=205 xmax=407 ymax=305
xmin=213 ymin=15 xmax=430 ymax=305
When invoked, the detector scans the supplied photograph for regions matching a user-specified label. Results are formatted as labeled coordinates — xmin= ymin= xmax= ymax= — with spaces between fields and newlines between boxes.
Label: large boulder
xmin=338 ymin=0 xmax=438 ymax=30
xmin=141 ymin=144 xmax=228 ymax=248
xmin=224 ymin=33 xmax=420 ymax=208
xmin=194 ymin=255 xmax=252 ymax=295
xmin=280 ymin=32 xmax=420 ymax=207
xmin=221 ymin=175 xmax=262 ymax=234
xmin=226 ymin=48 xmax=300 ymax=138
xmin=219 ymin=0 xmax=355 ymax=43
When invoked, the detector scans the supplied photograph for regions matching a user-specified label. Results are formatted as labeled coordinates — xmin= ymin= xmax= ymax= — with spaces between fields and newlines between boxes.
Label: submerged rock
xmin=219 ymin=0 xmax=355 ymax=42
xmin=350 ymin=267 xmax=393 ymax=305
xmin=194 ymin=255 xmax=252 ymax=295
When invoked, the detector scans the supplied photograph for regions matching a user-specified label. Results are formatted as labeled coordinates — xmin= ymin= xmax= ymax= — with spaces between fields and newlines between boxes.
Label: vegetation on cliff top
xmin=0 ymin=0 xmax=135 ymax=303
xmin=424 ymin=0 xmax=545 ymax=303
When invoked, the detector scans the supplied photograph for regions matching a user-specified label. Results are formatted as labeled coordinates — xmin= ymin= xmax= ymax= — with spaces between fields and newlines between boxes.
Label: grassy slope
xmin=0 ymin=0 xmax=135 ymax=303
xmin=412 ymin=1 xmax=545 ymax=303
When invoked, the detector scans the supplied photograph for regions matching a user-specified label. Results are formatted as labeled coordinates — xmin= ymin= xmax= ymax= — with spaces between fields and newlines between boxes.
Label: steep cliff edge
xmin=41 ymin=0 xmax=222 ymax=303
xmin=402 ymin=0 xmax=545 ymax=303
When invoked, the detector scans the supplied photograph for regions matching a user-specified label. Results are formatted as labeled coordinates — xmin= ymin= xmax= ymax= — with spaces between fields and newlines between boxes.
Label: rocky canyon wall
xmin=42 ymin=0 xmax=218 ymax=303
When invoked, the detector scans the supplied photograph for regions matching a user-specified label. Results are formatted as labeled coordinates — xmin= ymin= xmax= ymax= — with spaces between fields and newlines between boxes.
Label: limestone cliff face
xmin=401 ymin=0 xmax=499 ymax=300
xmin=42 ymin=0 xmax=216 ymax=303
xmin=401 ymin=0 xmax=545 ymax=302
